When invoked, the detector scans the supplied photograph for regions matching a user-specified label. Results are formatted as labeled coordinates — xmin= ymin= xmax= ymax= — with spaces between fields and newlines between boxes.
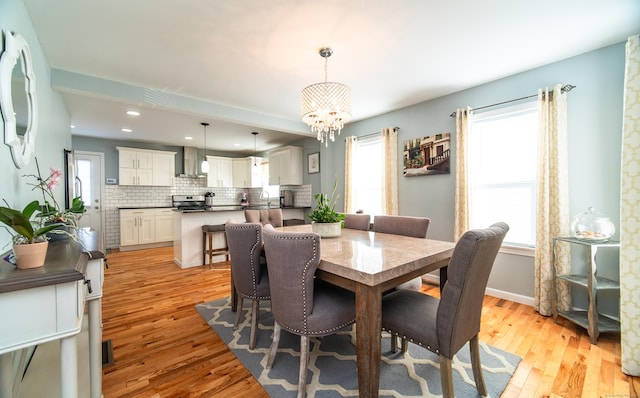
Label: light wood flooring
xmin=101 ymin=246 xmax=639 ymax=397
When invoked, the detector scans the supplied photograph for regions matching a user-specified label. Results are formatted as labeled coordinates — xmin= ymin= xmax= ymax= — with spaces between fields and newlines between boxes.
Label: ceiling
xmin=22 ymin=0 xmax=640 ymax=155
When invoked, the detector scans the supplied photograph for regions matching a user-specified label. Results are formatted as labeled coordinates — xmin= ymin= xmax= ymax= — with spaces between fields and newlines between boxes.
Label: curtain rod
xmin=345 ymin=127 xmax=399 ymax=141
xmin=448 ymin=84 xmax=575 ymax=117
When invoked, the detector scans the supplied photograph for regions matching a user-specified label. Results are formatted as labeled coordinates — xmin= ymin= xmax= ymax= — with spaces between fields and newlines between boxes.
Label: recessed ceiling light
xmin=126 ymin=110 xmax=140 ymax=116
xmin=121 ymin=128 xmax=132 ymax=133
xmin=185 ymin=136 xmax=193 ymax=140
xmin=233 ymin=143 xmax=240 ymax=147
xmin=70 ymin=125 xmax=75 ymax=129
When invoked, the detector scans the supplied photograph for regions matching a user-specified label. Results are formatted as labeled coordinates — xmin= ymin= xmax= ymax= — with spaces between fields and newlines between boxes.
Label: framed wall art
xmin=308 ymin=152 xmax=320 ymax=174
xmin=403 ymin=132 xmax=451 ymax=176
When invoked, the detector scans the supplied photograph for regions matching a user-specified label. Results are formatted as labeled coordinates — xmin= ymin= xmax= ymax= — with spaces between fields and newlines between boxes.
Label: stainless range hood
xmin=179 ymin=146 xmax=205 ymax=178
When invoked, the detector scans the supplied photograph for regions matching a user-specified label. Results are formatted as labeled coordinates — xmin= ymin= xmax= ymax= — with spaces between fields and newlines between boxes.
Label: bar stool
xmin=202 ymin=224 xmax=229 ymax=268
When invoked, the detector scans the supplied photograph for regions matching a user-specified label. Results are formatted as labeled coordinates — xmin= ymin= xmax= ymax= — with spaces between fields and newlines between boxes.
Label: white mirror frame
xmin=0 ymin=30 xmax=38 ymax=169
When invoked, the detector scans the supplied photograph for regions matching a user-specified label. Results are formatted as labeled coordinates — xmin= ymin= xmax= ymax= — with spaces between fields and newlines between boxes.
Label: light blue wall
xmin=0 ymin=1 xmax=72 ymax=249
xmin=322 ymin=42 xmax=626 ymax=303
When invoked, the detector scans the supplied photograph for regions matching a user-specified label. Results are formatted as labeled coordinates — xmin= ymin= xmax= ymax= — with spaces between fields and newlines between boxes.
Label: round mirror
xmin=0 ymin=30 xmax=38 ymax=169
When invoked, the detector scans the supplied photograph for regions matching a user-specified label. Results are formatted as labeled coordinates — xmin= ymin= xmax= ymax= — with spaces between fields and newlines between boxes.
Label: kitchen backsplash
xmin=104 ymin=177 xmax=312 ymax=249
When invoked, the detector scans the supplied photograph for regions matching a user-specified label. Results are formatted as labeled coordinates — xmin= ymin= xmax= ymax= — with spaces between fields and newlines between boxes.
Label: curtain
xmin=381 ymin=127 xmax=398 ymax=215
xmin=534 ymin=84 xmax=571 ymax=316
xmin=454 ymin=108 xmax=472 ymax=240
xmin=620 ymin=34 xmax=640 ymax=376
xmin=344 ymin=136 xmax=358 ymax=213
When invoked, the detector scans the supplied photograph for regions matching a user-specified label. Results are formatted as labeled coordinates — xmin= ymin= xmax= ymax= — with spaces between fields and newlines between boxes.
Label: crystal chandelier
xmin=301 ymin=48 xmax=352 ymax=147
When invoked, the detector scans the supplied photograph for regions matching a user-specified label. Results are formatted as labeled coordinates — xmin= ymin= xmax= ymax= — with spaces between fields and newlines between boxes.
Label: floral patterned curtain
xmin=534 ymin=84 xmax=571 ymax=316
xmin=620 ymin=34 xmax=640 ymax=376
xmin=381 ymin=127 xmax=398 ymax=215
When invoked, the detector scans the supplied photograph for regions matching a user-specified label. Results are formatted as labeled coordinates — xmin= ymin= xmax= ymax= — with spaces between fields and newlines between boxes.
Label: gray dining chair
xmin=343 ymin=213 xmax=371 ymax=230
xmin=225 ymin=220 xmax=271 ymax=349
xmin=262 ymin=224 xmax=356 ymax=398
xmin=381 ymin=222 xmax=509 ymax=398
xmin=244 ymin=208 xmax=283 ymax=227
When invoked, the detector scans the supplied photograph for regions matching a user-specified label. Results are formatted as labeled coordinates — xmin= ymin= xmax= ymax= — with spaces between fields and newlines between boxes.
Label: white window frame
xmin=468 ymin=101 xmax=538 ymax=257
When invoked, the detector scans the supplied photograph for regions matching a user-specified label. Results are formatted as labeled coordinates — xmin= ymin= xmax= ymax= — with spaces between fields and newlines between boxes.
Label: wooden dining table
xmin=277 ymin=225 xmax=455 ymax=398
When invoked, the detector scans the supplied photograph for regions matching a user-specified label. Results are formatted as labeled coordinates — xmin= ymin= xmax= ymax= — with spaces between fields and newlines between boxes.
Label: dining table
xmin=276 ymin=225 xmax=455 ymax=398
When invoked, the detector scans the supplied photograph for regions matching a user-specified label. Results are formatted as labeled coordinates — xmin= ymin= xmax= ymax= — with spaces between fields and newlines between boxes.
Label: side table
xmin=551 ymin=237 xmax=620 ymax=344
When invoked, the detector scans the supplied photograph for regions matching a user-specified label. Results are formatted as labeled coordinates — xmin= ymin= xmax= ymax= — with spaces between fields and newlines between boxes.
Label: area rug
xmin=196 ymin=297 xmax=521 ymax=397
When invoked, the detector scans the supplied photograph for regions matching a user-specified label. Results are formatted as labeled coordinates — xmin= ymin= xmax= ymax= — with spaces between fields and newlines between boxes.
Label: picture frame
xmin=308 ymin=152 xmax=320 ymax=174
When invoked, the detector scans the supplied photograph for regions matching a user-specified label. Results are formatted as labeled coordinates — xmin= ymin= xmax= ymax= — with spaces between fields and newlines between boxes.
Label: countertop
xmin=176 ymin=205 xmax=311 ymax=213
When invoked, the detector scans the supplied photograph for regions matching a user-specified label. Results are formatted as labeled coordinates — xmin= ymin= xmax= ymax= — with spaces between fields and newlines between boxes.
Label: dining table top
xmin=277 ymin=225 xmax=455 ymax=287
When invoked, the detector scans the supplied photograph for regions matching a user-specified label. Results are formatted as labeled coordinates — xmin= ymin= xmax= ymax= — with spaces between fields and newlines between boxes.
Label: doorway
xmin=74 ymin=151 xmax=105 ymax=252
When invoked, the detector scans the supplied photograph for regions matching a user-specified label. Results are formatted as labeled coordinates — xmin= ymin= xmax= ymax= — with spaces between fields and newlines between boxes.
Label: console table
xmin=0 ymin=230 xmax=104 ymax=398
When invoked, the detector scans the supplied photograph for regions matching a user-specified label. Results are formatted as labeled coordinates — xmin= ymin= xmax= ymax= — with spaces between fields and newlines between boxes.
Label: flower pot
xmin=311 ymin=221 xmax=342 ymax=238
xmin=13 ymin=241 xmax=48 ymax=269
xmin=46 ymin=222 xmax=73 ymax=241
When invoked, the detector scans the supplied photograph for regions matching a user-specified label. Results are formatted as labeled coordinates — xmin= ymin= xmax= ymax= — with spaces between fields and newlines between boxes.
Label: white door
xmin=74 ymin=151 xmax=105 ymax=251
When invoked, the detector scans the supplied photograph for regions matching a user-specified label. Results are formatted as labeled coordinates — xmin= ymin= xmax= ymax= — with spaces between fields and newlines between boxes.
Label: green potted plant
xmin=307 ymin=177 xmax=346 ymax=238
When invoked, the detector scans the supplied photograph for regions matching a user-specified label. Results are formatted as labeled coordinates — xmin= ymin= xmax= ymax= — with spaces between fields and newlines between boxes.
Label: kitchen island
xmin=173 ymin=207 xmax=308 ymax=268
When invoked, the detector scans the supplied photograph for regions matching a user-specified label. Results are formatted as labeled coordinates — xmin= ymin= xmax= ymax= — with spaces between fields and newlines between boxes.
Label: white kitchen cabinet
xmin=232 ymin=157 xmax=263 ymax=187
xmin=268 ymin=146 xmax=303 ymax=185
xmin=155 ymin=208 xmax=174 ymax=242
xmin=117 ymin=147 xmax=175 ymax=186
xmin=119 ymin=209 xmax=156 ymax=246
xmin=152 ymin=152 xmax=176 ymax=186
xmin=206 ymin=156 xmax=233 ymax=187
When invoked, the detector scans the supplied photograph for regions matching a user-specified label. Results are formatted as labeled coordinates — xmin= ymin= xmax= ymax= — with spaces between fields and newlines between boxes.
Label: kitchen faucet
xmin=260 ymin=191 xmax=271 ymax=208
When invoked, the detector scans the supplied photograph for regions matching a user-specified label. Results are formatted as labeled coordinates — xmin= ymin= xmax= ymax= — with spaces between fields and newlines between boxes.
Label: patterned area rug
xmin=196 ymin=297 xmax=521 ymax=397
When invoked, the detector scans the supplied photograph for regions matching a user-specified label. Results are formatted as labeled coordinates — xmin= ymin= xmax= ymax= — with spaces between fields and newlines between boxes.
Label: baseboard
xmin=421 ymin=274 xmax=534 ymax=306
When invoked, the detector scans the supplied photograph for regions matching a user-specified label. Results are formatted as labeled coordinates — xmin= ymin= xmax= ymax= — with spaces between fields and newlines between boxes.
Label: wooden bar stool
xmin=202 ymin=224 xmax=229 ymax=269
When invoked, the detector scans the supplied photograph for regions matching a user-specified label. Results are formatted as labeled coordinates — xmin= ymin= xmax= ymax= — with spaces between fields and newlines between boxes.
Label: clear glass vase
xmin=571 ymin=207 xmax=615 ymax=242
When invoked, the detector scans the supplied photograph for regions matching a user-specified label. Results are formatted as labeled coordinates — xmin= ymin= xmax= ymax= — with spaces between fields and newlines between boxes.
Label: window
xmin=352 ymin=136 xmax=383 ymax=216
xmin=468 ymin=102 xmax=538 ymax=248
xmin=75 ymin=158 xmax=93 ymax=204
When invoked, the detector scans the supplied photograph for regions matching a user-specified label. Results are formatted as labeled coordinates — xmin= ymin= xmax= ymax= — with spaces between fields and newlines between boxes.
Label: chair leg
xmin=401 ymin=337 xmax=408 ymax=353
xmin=234 ymin=297 xmax=244 ymax=330
xmin=230 ymin=277 xmax=237 ymax=312
xmin=391 ymin=335 xmax=398 ymax=353
xmin=267 ymin=322 xmax=281 ymax=368
xmin=470 ymin=335 xmax=487 ymax=395
xmin=439 ymin=355 xmax=454 ymax=398
xmin=208 ymin=233 xmax=213 ymax=269
xmin=249 ymin=299 xmax=259 ymax=350
xmin=297 ymin=336 xmax=310 ymax=398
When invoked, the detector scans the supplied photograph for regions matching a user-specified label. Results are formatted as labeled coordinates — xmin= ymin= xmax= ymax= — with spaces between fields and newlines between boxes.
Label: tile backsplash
xmin=104 ymin=177 xmax=311 ymax=249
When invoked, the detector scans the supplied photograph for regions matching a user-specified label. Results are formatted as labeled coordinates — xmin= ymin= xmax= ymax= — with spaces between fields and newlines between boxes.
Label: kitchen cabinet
xmin=551 ymin=237 xmax=620 ymax=344
xmin=206 ymin=156 xmax=233 ymax=187
xmin=232 ymin=157 xmax=263 ymax=188
xmin=116 ymin=147 xmax=175 ymax=186
xmin=155 ymin=208 xmax=174 ymax=242
xmin=152 ymin=152 xmax=176 ymax=186
xmin=119 ymin=209 xmax=156 ymax=246
xmin=268 ymin=146 xmax=303 ymax=185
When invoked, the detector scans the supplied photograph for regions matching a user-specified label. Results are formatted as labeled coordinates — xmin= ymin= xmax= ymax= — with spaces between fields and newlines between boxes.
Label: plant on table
xmin=307 ymin=177 xmax=346 ymax=225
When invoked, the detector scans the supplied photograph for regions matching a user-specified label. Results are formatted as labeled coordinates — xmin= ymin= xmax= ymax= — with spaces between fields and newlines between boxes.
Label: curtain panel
xmin=454 ymin=108 xmax=472 ymax=240
xmin=381 ymin=127 xmax=399 ymax=215
xmin=620 ymin=34 xmax=640 ymax=376
xmin=344 ymin=136 xmax=358 ymax=213
xmin=534 ymin=84 xmax=571 ymax=316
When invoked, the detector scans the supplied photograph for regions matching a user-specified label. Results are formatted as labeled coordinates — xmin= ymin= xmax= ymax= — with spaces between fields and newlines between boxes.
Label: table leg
xmin=355 ymin=283 xmax=381 ymax=398
xmin=60 ymin=335 xmax=79 ymax=398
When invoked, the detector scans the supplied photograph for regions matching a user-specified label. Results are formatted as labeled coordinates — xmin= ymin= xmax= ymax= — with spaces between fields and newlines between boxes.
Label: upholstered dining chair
xmin=244 ymin=208 xmax=283 ymax=227
xmin=380 ymin=222 xmax=509 ymax=398
xmin=343 ymin=213 xmax=371 ymax=231
xmin=225 ymin=220 xmax=270 ymax=349
xmin=262 ymin=224 xmax=356 ymax=398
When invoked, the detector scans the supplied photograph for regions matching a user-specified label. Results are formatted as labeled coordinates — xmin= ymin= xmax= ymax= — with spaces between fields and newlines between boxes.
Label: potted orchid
xmin=0 ymin=158 xmax=85 ymax=268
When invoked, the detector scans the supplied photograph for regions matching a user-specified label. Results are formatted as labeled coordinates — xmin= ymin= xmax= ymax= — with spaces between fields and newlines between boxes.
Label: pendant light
xmin=252 ymin=132 xmax=259 ymax=167
xmin=201 ymin=122 xmax=210 ymax=173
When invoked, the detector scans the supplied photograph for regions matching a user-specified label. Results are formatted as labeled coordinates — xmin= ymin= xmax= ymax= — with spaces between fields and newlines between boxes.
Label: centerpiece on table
xmin=0 ymin=159 xmax=85 ymax=269
xmin=307 ymin=177 xmax=346 ymax=238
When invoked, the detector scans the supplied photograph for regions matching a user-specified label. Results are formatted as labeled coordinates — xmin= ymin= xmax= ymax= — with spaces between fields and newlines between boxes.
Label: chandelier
xmin=301 ymin=47 xmax=352 ymax=147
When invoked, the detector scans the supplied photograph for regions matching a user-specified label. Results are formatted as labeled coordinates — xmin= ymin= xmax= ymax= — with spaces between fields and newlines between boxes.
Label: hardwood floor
xmin=102 ymin=246 xmax=639 ymax=397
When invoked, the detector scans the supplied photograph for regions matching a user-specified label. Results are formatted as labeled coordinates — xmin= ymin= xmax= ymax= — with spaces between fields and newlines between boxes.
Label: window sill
xmin=500 ymin=244 xmax=535 ymax=257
